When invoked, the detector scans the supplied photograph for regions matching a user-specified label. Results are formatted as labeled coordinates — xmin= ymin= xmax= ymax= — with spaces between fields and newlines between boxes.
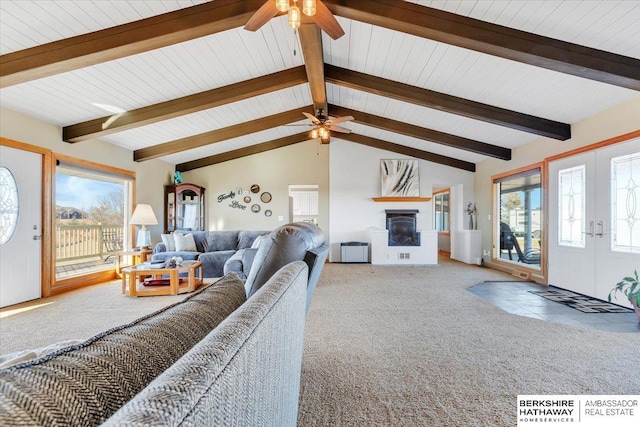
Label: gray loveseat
xmin=151 ymin=229 xmax=268 ymax=278
xmin=0 ymin=262 xmax=308 ymax=426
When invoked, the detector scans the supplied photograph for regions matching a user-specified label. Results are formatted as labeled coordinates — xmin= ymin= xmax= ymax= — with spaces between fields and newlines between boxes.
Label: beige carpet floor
xmin=297 ymin=259 xmax=640 ymax=426
xmin=1 ymin=259 xmax=638 ymax=426
xmin=0 ymin=280 xmax=216 ymax=354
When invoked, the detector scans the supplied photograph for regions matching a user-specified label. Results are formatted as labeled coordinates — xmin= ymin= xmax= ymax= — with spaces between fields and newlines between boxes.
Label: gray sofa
xmin=238 ymin=222 xmax=329 ymax=313
xmin=0 ymin=262 xmax=308 ymax=426
xmin=151 ymin=229 xmax=268 ymax=278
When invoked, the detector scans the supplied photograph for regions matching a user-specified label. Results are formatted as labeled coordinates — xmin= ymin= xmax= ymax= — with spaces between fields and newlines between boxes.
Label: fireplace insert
xmin=386 ymin=209 xmax=420 ymax=246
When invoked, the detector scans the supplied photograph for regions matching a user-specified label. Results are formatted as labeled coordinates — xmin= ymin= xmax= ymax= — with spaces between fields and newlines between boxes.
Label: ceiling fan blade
xmin=328 ymin=125 xmax=351 ymax=134
xmin=327 ymin=115 xmax=354 ymax=125
xmin=244 ymin=1 xmax=279 ymax=32
xmin=302 ymin=111 xmax=322 ymax=125
xmin=312 ymin=1 xmax=345 ymax=40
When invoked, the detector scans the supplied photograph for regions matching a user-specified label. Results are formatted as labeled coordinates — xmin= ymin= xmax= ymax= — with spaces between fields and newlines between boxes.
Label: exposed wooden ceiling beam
xmin=134 ymin=105 xmax=313 ymax=162
xmin=63 ymin=67 xmax=308 ymax=143
xmin=338 ymin=133 xmax=475 ymax=172
xmin=329 ymin=104 xmax=511 ymax=160
xmin=177 ymin=132 xmax=312 ymax=172
xmin=324 ymin=0 xmax=640 ymax=91
xmin=298 ymin=19 xmax=328 ymax=116
xmin=0 ymin=0 xmax=266 ymax=88
xmin=325 ymin=65 xmax=571 ymax=141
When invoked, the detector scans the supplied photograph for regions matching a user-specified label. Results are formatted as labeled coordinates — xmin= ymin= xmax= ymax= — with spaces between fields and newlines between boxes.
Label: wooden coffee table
xmin=122 ymin=260 xmax=203 ymax=297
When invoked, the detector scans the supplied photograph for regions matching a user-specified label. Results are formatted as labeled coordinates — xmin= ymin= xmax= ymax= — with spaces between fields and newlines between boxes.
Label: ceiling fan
xmin=297 ymin=110 xmax=354 ymax=144
xmin=244 ymin=0 xmax=345 ymax=40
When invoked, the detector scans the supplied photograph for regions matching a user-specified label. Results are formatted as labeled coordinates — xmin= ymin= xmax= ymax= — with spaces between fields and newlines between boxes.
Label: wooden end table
xmin=115 ymin=249 xmax=153 ymax=276
xmin=122 ymin=260 xmax=203 ymax=297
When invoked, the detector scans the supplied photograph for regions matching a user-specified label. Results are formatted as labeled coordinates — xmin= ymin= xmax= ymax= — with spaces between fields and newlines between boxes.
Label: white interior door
xmin=0 ymin=145 xmax=42 ymax=308
xmin=548 ymin=138 xmax=640 ymax=308
xmin=548 ymin=151 xmax=596 ymax=295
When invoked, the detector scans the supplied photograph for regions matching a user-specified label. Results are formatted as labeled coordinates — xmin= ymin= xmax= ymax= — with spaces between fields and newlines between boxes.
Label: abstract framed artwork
xmin=380 ymin=159 xmax=420 ymax=197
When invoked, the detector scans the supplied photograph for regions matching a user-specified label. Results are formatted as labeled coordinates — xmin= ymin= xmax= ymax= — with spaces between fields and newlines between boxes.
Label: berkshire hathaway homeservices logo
xmin=517 ymin=395 xmax=639 ymax=426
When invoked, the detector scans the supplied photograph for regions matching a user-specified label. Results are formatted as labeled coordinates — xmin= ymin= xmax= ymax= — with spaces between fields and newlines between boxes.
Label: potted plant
xmin=608 ymin=270 xmax=640 ymax=322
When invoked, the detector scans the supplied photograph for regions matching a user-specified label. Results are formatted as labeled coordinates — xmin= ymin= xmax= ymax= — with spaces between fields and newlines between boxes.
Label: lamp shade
xmin=130 ymin=204 xmax=158 ymax=226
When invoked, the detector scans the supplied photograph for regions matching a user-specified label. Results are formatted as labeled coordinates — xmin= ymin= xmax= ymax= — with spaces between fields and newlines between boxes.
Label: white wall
xmin=474 ymin=97 xmax=640 ymax=261
xmin=0 ymin=107 xmax=174 ymax=243
xmin=182 ymin=139 xmax=330 ymax=233
xmin=328 ymin=139 xmax=475 ymax=262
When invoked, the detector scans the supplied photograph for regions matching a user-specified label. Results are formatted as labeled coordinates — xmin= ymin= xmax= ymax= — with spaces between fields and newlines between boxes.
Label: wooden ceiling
xmin=1 ymin=0 xmax=638 ymax=172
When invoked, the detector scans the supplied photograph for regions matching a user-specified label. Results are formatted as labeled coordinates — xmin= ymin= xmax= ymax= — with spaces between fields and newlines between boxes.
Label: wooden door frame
xmin=490 ymin=162 xmax=546 ymax=283
xmin=542 ymin=129 xmax=640 ymax=285
xmin=0 ymin=137 xmax=53 ymax=297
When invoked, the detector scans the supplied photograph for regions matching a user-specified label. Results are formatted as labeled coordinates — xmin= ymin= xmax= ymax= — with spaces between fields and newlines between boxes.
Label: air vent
xmin=399 ymin=253 xmax=410 ymax=260
xmin=512 ymin=269 xmax=531 ymax=280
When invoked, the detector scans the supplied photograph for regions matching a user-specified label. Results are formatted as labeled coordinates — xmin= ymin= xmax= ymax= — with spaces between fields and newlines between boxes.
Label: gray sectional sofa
xmin=241 ymin=222 xmax=329 ymax=312
xmin=151 ymin=229 xmax=269 ymax=278
xmin=153 ymin=223 xmax=330 ymax=313
xmin=0 ymin=262 xmax=309 ymax=426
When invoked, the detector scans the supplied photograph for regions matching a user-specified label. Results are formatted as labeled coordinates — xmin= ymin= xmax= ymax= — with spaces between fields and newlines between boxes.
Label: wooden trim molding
xmin=545 ymin=129 xmax=640 ymax=163
xmin=0 ymin=137 xmax=54 ymax=298
xmin=432 ymin=188 xmax=450 ymax=196
xmin=490 ymin=161 xmax=546 ymax=282
xmin=55 ymin=153 xmax=136 ymax=178
xmin=372 ymin=197 xmax=432 ymax=202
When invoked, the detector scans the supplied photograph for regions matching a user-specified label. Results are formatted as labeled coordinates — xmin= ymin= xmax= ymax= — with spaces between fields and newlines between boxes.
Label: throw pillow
xmin=174 ymin=233 xmax=197 ymax=252
xmin=161 ymin=233 xmax=176 ymax=252
xmin=251 ymin=234 xmax=267 ymax=249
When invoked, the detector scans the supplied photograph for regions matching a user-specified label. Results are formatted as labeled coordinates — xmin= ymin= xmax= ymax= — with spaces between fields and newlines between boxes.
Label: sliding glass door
xmin=493 ymin=165 xmax=543 ymax=271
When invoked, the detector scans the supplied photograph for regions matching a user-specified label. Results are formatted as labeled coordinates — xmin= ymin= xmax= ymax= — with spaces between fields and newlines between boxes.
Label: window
xmin=611 ymin=152 xmax=640 ymax=253
xmin=55 ymin=158 xmax=133 ymax=280
xmin=0 ymin=167 xmax=19 ymax=244
xmin=493 ymin=166 xmax=543 ymax=269
xmin=558 ymin=165 xmax=586 ymax=248
xmin=433 ymin=190 xmax=449 ymax=232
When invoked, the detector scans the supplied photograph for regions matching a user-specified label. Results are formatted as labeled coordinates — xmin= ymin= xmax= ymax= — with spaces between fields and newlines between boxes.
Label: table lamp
xmin=130 ymin=204 xmax=158 ymax=249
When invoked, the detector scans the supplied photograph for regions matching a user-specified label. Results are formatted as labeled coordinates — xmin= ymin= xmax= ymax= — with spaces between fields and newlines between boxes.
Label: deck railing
xmin=55 ymin=224 xmax=124 ymax=262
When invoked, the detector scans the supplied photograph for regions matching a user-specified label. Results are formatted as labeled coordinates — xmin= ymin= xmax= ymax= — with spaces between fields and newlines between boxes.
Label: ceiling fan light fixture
xmin=275 ymin=0 xmax=290 ymax=12
xmin=320 ymin=135 xmax=330 ymax=144
xmin=318 ymin=126 xmax=329 ymax=139
xmin=288 ymin=5 xmax=301 ymax=29
xmin=310 ymin=128 xmax=319 ymax=139
xmin=302 ymin=0 xmax=316 ymax=16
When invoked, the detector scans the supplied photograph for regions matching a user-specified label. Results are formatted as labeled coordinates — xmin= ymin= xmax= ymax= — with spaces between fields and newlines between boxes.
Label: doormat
xmin=528 ymin=288 xmax=632 ymax=313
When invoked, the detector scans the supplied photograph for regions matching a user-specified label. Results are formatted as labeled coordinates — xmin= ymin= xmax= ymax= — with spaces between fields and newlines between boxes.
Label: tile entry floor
xmin=468 ymin=281 xmax=640 ymax=333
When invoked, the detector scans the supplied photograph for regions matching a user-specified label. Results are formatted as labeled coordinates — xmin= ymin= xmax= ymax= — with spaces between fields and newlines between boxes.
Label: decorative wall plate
xmin=251 ymin=204 xmax=261 ymax=213
xmin=265 ymin=209 xmax=272 ymax=217
xmin=250 ymin=184 xmax=260 ymax=193
xmin=244 ymin=196 xmax=251 ymax=203
xmin=260 ymin=192 xmax=272 ymax=203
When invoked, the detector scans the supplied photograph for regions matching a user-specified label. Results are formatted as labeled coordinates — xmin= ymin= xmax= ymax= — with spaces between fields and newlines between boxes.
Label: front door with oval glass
xmin=0 ymin=145 xmax=42 ymax=308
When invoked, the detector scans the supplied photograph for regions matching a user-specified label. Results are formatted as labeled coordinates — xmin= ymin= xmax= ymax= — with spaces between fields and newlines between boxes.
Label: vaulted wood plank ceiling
xmin=1 ymin=0 xmax=638 ymax=172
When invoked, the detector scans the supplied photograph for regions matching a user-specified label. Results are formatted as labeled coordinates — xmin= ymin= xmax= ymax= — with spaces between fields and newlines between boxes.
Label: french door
xmin=0 ymin=145 xmax=42 ymax=307
xmin=548 ymin=138 xmax=640 ymax=308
